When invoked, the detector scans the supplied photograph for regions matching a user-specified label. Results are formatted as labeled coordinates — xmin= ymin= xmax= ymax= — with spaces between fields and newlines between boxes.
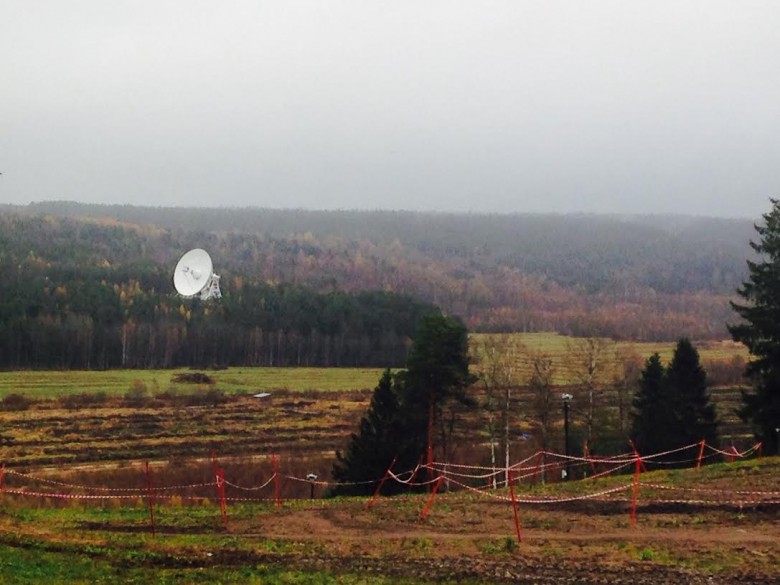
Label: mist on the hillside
xmin=1 ymin=2 xmax=778 ymax=218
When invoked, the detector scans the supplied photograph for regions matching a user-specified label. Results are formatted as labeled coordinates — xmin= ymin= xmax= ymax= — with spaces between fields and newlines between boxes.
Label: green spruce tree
xmin=666 ymin=338 xmax=719 ymax=450
xmin=401 ymin=313 xmax=478 ymax=466
xmin=630 ymin=353 xmax=675 ymax=456
xmin=730 ymin=199 xmax=780 ymax=455
xmin=330 ymin=314 xmax=477 ymax=495
xmin=331 ymin=370 xmax=412 ymax=496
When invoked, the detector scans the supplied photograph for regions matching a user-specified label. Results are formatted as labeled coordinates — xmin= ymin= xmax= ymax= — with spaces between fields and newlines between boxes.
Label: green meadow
xmin=0 ymin=368 xmax=386 ymax=400
xmin=0 ymin=333 xmax=748 ymax=399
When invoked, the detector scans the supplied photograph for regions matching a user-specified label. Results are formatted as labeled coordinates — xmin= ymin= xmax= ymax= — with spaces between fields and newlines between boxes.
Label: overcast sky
xmin=1 ymin=1 xmax=778 ymax=218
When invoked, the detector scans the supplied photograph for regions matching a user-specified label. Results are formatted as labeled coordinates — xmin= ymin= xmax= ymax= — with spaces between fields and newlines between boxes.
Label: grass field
xmin=0 ymin=333 xmax=751 ymax=471
xmin=0 ymin=458 xmax=776 ymax=584
xmin=0 ymin=333 xmax=748 ymax=400
xmin=0 ymin=367 xmax=387 ymax=400
xmin=0 ymin=334 xmax=769 ymax=583
xmin=470 ymin=332 xmax=749 ymax=385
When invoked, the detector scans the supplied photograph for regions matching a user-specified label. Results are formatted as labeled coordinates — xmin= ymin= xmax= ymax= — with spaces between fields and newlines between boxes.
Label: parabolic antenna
xmin=173 ymin=248 xmax=222 ymax=300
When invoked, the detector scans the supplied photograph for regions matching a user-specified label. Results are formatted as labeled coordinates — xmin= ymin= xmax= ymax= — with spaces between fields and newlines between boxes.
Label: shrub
xmin=172 ymin=372 xmax=215 ymax=385
xmin=185 ymin=387 xmax=225 ymax=408
xmin=124 ymin=381 xmax=150 ymax=407
xmin=0 ymin=393 xmax=33 ymax=411
xmin=61 ymin=391 xmax=108 ymax=410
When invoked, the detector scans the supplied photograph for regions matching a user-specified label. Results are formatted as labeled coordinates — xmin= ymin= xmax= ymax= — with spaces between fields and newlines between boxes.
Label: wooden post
xmin=144 ymin=462 xmax=156 ymax=537
xmin=0 ymin=462 xmax=6 ymax=492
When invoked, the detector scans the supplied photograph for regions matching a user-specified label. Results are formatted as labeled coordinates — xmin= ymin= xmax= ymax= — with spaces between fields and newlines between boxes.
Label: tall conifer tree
xmin=730 ymin=199 xmax=780 ymax=455
xmin=330 ymin=314 xmax=477 ymax=496
xmin=331 ymin=370 xmax=411 ymax=496
xmin=631 ymin=353 xmax=675 ymax=456
xmin=666 ymin=338 xmax=719 ymax=449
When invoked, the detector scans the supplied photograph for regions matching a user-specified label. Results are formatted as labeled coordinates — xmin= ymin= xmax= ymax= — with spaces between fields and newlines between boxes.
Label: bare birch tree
xmin=473 ymin=336 xmax=521 ymax=487
xmin=613 ymin=348 xmax=643 ymax=440
xmin=567 ymin=337 xmax=615 ymax=447
xmin=528 ymin=351 xmax=557 ymax=452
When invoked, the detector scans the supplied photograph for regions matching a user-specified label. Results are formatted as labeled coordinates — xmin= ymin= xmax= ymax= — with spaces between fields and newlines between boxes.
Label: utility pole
xmin=562 ymin=393 xmax=573 ymax=481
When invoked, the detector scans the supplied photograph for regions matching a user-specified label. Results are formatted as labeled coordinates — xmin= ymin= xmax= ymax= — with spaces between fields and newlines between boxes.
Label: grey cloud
xmin=1 ymin=1 xmax=778 ymax=218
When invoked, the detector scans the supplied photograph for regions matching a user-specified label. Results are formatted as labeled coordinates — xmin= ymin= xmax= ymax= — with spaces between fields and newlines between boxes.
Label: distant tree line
xmin=0 ymin=205 xmax=752 ymax=341
xmin=7 ymin=201 xmax=752 ymax=298
xmin=0 ymin=257 xmax=435 ymax=369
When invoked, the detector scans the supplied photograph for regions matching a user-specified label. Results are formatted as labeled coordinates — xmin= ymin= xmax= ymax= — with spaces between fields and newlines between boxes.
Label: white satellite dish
xmin=173 ymin=248 xmax=222 ymax=300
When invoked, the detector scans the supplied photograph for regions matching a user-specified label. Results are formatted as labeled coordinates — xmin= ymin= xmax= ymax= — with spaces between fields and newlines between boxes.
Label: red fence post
xmin=426 ymin=444 xmax=434 ymax=491
xmin=630 ymin=454 xmax=641 ymax=527
xmin=144 ymin=461 xmax=156 ymax=537
xmin=584 ymin=442 xmax=597 ymax=477
xmin=628 ymin=439 xmax=648 ymax=473
xmin=727 ymin=445 xmax=738 ymax=463
xmin=272 ymin=454 xmax=282 ymax=509
xmin=696 ymin=439 xmax=706 ymax=470
xmin=757 ymin=442 xmax=763 ymax=459
xmin=217 ymin=469 xmax=228 ymax=526
xmin=366 ymin=456 xmax=397 ymax=511
xmin=211 ymin=450 xmax=221 ymax=505
xmin=0 ymin=462 xmax=6 ymax=493
xmin=508 ymin=469 xmax=522 ymax=544
xmin=420 ymin=475 xmax=444 ymax=519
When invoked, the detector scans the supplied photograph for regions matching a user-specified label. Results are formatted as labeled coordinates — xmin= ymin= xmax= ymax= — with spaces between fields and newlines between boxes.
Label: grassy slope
xmin=0 ymin=458 xmax=776 ymax=584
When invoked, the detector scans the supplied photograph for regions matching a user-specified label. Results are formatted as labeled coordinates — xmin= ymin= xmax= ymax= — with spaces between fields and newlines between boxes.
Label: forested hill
xmin=0 ymin=203 xmax=756 ymax=350
xmin=4 ymin=202 xmax=754 ymax=292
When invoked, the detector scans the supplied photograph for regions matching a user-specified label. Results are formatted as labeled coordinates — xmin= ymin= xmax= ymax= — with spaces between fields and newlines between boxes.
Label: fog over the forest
xmin=1 ymin=2 xmax=778 ymax=219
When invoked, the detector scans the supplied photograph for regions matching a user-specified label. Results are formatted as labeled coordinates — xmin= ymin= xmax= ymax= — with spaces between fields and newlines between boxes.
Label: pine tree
xmin=631 ymin=353 xmax=675 ymax=456
xmin=730 ymin=199 xmax=780 ymax=455
xmin=330 ymin=370 xmax=413 ymax=496
xmin=402 ymin=313 xmax=478 ymax=466
xmin=329 ymin=314 xmax=477 ymax=495
xmin=666 ymin=338 xmax=719 ymax=450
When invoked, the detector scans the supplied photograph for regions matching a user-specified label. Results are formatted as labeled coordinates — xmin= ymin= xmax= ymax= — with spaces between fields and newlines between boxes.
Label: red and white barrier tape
xmin=640 ymin=482 xmax=780 ymax=498
xmin=222 ymin=474 xmax=276 ymax=491
xmin=5 ymin=470 xmax=214 ymax=492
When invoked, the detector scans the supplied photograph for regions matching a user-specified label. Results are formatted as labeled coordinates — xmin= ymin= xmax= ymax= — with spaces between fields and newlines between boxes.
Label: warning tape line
xmin=222 ymin=474 xmax=276 ymax=491
xmin=389 ymin=470 xmax=441 ymax=487
xmin=443 ymin=477 xmax=635 ymax=504
xmin=641 ymin=482 xmax=780 ymax=497
xmin=0 ymin=440 xmax=762 ymax=497
xmin=5 ymin=470 xmax=214 ymax=492
xmin=3 ymin=488 xmax=147 ymax=500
